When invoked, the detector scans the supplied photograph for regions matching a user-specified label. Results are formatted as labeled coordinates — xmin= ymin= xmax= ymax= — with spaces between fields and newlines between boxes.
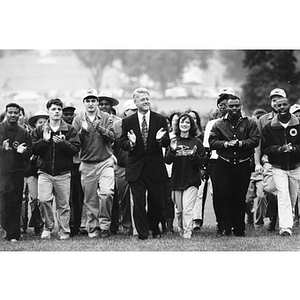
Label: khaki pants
xmin=80 ymin=157 xmax=114 ymax=232
xmin=38 ymin=172 xmax=71 ymax=234
xmin=173 ymin=186 xmax=198 ymax=237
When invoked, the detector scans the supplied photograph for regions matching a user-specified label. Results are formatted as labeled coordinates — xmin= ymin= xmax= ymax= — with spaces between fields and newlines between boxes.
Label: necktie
xmin=142 ymin=115 xmax=148 ymax=149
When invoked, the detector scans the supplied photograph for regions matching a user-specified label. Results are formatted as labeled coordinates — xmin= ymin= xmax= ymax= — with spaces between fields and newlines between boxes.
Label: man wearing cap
xmin=0 ymin=103 xmax=32 ymax=242
xmin=98 ymin=90 xmax=121 ymax=122
xmin=62 ymin=102 xmax=76 ymax=125
xmin=111 ymin=99 xmax=138 ymax=235
xmin=261 ymin=97 xmax=300 ymax=236
xmin=254 ymin=88 xmax=287 ymax=231
xmin=31 ymin=98 xmax=80 ymax=240
xmin=202 ymin=87 xmax=232 ymax=234
xmin=120 ymin=87 xmax=170 ymax=240
xmin=72 ymin=88 xmax=115 ymax=238
xmin=290 ymin=103 xmax=300 ymax=225
xmin=209 ymin=94 xmax=259 ymax=236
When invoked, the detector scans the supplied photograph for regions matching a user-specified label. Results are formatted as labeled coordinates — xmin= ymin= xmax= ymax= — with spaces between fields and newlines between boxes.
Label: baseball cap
xmin=290 ymin=103 xmax=300 ymax=114
xmin=123 ymin=99 xmax=137 ymax=113
xmin=218 ymin=87 xmax=235 ymax=97
xmin=82 ymin=88 xmax=98 ymax=101
xmin=269 ymin=88 xmax=286 ymax=99
xmin=217 ymin=87 xmax=239 ymax=104
xmin=62 ymin=101 xmax=76 ymax=111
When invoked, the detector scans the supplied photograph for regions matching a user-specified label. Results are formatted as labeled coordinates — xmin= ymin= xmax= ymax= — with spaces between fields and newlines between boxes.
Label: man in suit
xmin=120 ymin=87 xmax=170 ymax=240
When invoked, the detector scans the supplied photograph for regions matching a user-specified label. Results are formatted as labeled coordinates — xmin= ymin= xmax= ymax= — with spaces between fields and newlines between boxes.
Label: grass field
xmin=1 ymin=191 xmax=299 ymax=252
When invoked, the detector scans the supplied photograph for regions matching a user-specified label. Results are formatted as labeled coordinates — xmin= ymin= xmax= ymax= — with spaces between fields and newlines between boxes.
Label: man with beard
xmin=254 ymin=88 xmax=287 ymax=231
xmin=261 ymin=97 xmax=300 ymax=236
xmin=0 ymin=103 xmax=32 ymax=242
xmin=209 ymin=95 xmax=259 ymax=236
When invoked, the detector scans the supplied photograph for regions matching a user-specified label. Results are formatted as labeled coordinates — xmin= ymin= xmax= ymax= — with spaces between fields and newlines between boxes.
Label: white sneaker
xmin=41 ymin=230 xmax=51 ymax=239
xmin=60 ymin=234 xmax=70 ymax=240
xmin=279 ymin=228 xmax=292 ymax=236
xmin=183 ymin=232 xmax=192 ymax=239
xmin=88 ymin=231 xmax=99 ymax=238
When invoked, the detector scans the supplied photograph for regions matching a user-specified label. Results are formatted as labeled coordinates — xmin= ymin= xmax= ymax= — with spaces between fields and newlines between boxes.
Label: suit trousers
xmin=129 ymin=165 xmax=164 ymax=239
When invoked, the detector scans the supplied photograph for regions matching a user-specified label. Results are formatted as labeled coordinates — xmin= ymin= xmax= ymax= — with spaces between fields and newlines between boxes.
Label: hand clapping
xmin=156 ymin=127 xmax=166 ymax=140
xmin=127 ymin=130 xmax=136 ymax=144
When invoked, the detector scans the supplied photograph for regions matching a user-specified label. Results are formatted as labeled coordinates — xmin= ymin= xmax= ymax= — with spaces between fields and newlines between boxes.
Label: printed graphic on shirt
xmin=290 ymin=128 xmax=297 ymax=137
xmin=175 ymin=145 xmax=194 ymax=156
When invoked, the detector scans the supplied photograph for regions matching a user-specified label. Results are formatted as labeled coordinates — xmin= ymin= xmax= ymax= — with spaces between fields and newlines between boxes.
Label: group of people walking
xmin=0 ymin=85 xmax=300 ymax=242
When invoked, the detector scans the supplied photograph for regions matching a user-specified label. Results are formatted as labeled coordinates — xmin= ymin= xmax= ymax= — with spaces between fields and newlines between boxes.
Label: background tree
xmin=242 ymin=50 xmax=300 ymax=113
xmin=121 ymin=50 xmax=209 ymax=94
xmin=74 ymin=50 xmax=121 ymax=90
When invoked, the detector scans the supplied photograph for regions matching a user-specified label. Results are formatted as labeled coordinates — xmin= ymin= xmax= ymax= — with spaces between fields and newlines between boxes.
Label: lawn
xmin=1 ymin=191 xmax=299 ymax=251
xmin=1 ymin=224 xmax=300 ymax=251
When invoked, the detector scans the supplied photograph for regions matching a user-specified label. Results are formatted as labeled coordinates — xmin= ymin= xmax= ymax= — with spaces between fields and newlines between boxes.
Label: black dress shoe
xmin=138 ymin=235 xmax=148 ymax=240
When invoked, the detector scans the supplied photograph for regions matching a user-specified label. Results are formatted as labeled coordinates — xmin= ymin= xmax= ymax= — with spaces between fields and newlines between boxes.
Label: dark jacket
xmin=209 ymin=112 xmax=259 ymax=160
xmin=0 ymin=121 xmax=32 ymax=174
xmin=31 ymin=119 xmax=80 ymax=176
xmin=113 ymin=119 xmax=127 ymax=168
xmin=261 ymin=114 xmax=300 ymax=170
xmin=120 ymin=111 xmax=170 ymax=182
xmin=165 ymin=135 xmax=206 ymax=190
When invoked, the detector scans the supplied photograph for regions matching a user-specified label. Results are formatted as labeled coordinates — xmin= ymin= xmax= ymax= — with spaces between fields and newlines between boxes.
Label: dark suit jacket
xmin=120 ymin=111 xmax=170 ymax=182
